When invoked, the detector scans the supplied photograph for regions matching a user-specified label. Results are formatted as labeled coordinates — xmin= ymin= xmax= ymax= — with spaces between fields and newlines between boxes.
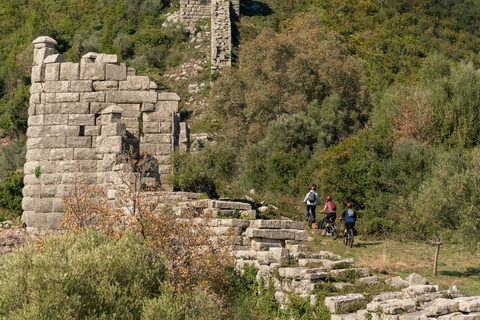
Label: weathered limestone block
xmin=30 ymin=93 xmax=41 ymax=104
xmin=50 ymin=148 xmax=74 ymax=160
xmin=96 ymin=136 xmax=123 ymax=153
xmin=399 ymin=311 xmax=427 ymax=320
xmin=59 ymin=62 xmax=80 ymax=81
xmin=142 ymin=134 xmax=172 ymax=144
xmin=402 ymin=285 xmax=437 ymax=298
xmin=73 ymin=148 xmax=97 ymax=160
xmin=27 ymin=115 xmax=44 ymax=126
xmin=406 ymin=273 xmax=429 ymax=285
xmin=80 ymin=62 xmax=105 ymax=80
xmin=455 ymin=297 xmax=480 ymax=313
xmin=367 ymin=299 xmax=416 ymax=315
xmin=143 ymin=110 xmax=173 ymax=122
xmin=67 ymin=136 xmax=92 ymax=148
xmin=60 ymin=102 xmax=89 ymax=114
xmin=44 ymin=54 xmax=65 ymax=63
xmin=291 ymin=279 xmax=316 ymax=295
xmin=358 ymin=276 xmax=379 ymax=286
xmin=93 ymin=80 xmax=119 ymax=91
xmin=155 ymin=100 xmax=179 ymax=112
xmin=43 ymin=81 xmax=71 ymax=93
xmin=47 ymin=212 xmax=65 ymax=229
xmin=216 ymin=219 xmax=250 ymax=228
xmin=372 ymin=292 xmax=404 ymax=302
xmin=27 ymin=137 xmax=66 ymax=149
xmin=119 ymin=76 xmax=150 ymax=90
xmin=81 ymin=92 xmax=106 ymax=102
xmin=438 ymin=313 xmax=480 ymax=320
xmin=45 ymin=63 xmax=60 ymax=81
xmin=44 ymin=114 xmax=68 ymax=125
xmin=31 ymin=64 xmax=45 ymax=83
xmin=95 ymin=54 xmax=117 ymax=63
xmin=52 ymin=92 xmax=81 ymax=103
xmin=68 ymin=114 xmax=95 ymax=126
xmin=246 ymin=228 xmax=295 ymax=240
xmin=101 ymin=123 xmax=127 ymax=136
xmin=330 ymin=268 xmax=371 ymax=279
xmin=106 ymin=63 xmax=127 ymax=81
xmin=211 ymin=200 xmax=251 ymax=210
xmin=252 ymin=219 xmax=304 ymax=230
xmin=424 ymin=298 xmax=460 ymax=316
xmin=235 ymin=250 xmax=257 ymax=260
xmin=33 ymin=36 xmax=56 ymax=65
xmin=106 ymin=91 xmax=158 ymax=104
xmin=30 ymin=83 xmax=44 ymax=94
xmin=386 ymin=276 xmax=408 ymax=288
xmin=40 ymin=103 xmax=62 ymax=114
xmin=325 ymin=294 xmax=366 ymax=313
xmin=71 ymin=80 xmax=93 ymax=92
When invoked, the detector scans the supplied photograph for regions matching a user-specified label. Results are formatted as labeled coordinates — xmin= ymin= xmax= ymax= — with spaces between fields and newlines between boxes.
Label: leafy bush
xmin=0 ymin=230 xmax=165 ymax=319
xmin=0 ymin=170 xmax=23 ymax=219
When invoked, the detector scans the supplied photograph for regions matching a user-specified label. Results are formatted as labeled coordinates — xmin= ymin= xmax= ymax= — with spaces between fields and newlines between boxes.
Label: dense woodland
xmin=1 ymin=0 xmax=480 ymax=318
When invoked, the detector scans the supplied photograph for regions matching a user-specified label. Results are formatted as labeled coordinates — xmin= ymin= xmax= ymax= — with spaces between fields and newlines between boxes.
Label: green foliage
xmin=0 ymin=139 xmax=26 ymax=177
xmin=0 ymin=170 xmax=23 ymax=218
xmin=0 ymin=230 xmax=166 ymax=319
xmin=168 ymin=144 xmax=238 ymax=197
xmin=141 ymin=286 xmax=223 ymax=320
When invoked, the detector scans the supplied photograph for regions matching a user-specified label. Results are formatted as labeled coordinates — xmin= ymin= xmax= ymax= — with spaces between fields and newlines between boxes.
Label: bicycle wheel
xmin=343 ymin=229 xmax=348 ymax=245
xmin=348 ymin=229 xmax=354 ymax=247
xmin=308 ymin=214 xmax=313 ymax=229
xmin=331 ymin=222 xmax=339 ymax=240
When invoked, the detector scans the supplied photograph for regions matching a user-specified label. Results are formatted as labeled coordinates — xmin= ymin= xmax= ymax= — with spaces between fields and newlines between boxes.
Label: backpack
xmin=308 ymin=191 xmax=316 ymax=203
xmin=347 ymin=209 xmax=354 ymax=217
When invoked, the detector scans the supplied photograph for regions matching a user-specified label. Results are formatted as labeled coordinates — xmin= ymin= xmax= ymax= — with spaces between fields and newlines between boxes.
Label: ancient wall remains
xmin=22 ymin=36 xmax=189 ymax=235
xmin=211 ymin=0 xmax=232 ymax=71
xmin=180 ymin=0 xmax=237 ymax=72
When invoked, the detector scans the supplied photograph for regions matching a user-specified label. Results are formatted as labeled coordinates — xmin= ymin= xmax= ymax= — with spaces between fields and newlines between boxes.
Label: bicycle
xmin=343 ymin=226 xmax=354 ymax=248
xmin=323 ymin=218 xmax=339 ymax=240
xmin=308 ymin=207 xmax=314 ymax=230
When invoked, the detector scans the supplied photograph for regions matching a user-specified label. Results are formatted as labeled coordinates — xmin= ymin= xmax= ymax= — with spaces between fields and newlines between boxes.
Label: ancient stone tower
xmin=180 ymin=0 xmax=239 ymax=71
xmin=22 ymin=36 xmax=189 ymax=235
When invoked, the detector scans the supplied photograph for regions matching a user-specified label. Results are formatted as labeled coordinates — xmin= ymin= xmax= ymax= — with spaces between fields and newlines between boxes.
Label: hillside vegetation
xmin=0 ymin=0 xmax=479 ymax=260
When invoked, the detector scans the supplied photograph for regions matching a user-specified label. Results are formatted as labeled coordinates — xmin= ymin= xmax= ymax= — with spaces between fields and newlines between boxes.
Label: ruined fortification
xmin=22 ymin=36 xmax=189 ymax=235
xmin=180 ymin=0 xmax=238 ymax=71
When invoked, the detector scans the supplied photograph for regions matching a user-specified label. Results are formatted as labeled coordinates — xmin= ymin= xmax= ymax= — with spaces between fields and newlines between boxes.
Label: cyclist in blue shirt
xmin=339 ymin=203 xmax=356 ymax=235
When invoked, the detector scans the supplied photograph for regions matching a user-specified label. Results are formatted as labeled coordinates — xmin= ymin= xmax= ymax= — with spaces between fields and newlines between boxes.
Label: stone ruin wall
xmin=180 ymin=0 xmax=238 ymax=71
xmin=22 ymin=36 xmax=190 ymax=235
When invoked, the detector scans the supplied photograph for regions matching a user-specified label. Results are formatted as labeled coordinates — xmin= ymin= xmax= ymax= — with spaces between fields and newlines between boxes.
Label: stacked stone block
xmin=211 ymin=0 xmax=232 ymax=72
xmin=23 ymin=36 xmax=189 ymax=235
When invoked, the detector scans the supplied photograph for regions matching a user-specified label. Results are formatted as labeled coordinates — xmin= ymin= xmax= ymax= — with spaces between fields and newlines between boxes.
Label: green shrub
xmin=0 ymin=170 xmax=23 ymax=218
xmin=0 ymin=230 xmax=165 ymax=319
xmin=141 ymin=286 xmax=222 ymax=320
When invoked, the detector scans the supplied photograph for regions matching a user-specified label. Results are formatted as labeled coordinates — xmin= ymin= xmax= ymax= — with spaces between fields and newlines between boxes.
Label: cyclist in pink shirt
xmin=319 ymin=196 xmax=337 ymax=227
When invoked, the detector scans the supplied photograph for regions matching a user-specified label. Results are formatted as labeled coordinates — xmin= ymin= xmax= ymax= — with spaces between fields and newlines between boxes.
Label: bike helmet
xmin=326 ymin=196 xmax=332 ymax=201
xmin=310 ymin=186 xmax=316 ymax=191
xmin=347 ymin=203 xmax=352 ymax=208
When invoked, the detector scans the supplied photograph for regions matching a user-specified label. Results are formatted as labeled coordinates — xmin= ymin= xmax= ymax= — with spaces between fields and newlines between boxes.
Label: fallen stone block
xmin=253 ymin=220 xmax=305 ymax=230
xmin=406 ymin=273 xmax=429 ymax=285
xmin=372 ymin=292 xmax=404 ymax=302
xmin=456 ymin=296 xmax=480 ymax=313
xmin=291 ymin=279 xmax=316 ymax=295
xmin=330 ymin=268 xmax=371 ymax=279
xmin=210 ymin=200 xmax=251 ymax=210
xmin=251 ymin=238 xmax=283 ymax=251
xmin=325 ymin=294 xmax=365 ymax=313
xmin=402 ymin=285 xmax=437 ymax=298
xmin=424 ymin=298 xmax=459 ymax=317
xmin=367 ymin=299 xmax=416 ymax=315
xmin=358 ymin=276 xmax=379 ymax=286
xmin=246 ymin=228 xmax=296 ymax=240
xmin=386 ymin=276 xmax=408 ymax=288
xmin=234 ymin=250 xmax=257 ymax=260
xmin=399 ymin=311 xmax=427 ymax=320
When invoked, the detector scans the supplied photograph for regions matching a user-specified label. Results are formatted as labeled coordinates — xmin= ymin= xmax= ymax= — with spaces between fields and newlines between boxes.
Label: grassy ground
xmin=305 ymin=223 xmax=480 ymax=296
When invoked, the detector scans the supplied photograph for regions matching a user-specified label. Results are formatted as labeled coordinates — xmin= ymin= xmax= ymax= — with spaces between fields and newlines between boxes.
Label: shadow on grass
xmin=240 ymin=0 xmax=274 ymax=17
xmin=441 ymin=267 xmax=480 ymax=278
